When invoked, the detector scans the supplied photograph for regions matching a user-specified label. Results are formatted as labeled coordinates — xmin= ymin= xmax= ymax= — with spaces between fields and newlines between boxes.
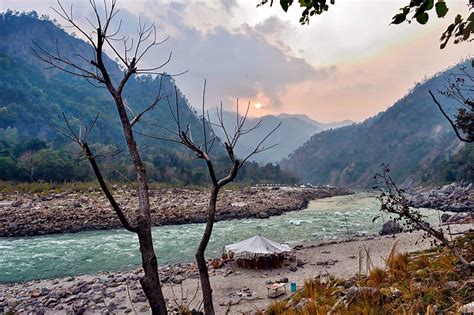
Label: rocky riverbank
xmin=409 ymin=182 xmax=473 ymax=212
xmin=0 ymin=186 xmax=352 ymax=237
xmin=1 ymin=225 xmax=470 ymax=314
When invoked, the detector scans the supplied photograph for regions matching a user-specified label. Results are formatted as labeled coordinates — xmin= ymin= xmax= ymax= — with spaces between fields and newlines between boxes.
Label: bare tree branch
xmin=429 ymin=90 xmax=473 ymax=143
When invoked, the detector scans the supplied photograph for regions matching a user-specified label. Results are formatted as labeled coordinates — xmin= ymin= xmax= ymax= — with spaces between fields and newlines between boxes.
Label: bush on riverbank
xmin=261 ymin=233 xmax=473 ymax=314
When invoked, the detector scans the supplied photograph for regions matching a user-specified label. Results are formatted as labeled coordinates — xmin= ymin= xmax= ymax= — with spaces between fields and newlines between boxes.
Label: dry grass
xmin=264 ymin=233 xmax=474 ymax=314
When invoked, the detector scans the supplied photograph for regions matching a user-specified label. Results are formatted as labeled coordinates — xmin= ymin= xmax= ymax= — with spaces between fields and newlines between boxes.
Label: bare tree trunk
xmin=137 ymin=226 xmax=168 ymax=314
xmin=33 ymin=2 xmax=174 ymax=312
xmin=195 ymin=187 xmax=218 ymax=315
xmin=114 ymin=97 xmax=169 ymax=314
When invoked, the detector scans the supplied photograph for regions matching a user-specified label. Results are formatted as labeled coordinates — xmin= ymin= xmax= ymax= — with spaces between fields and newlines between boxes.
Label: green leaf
xmin=425 ymin=0 xmax=434 ymax=10
xmin=455 ymin=14 xmax=462 ymax=24
xmin=280 ymin=0 xmax=292 ymax=12
xmin=416 ymin=12 xmax=429 ymax=24
xmin=435 ymin=1 xmax=448 ymax=18
xmin=391 ymin=13 xmax=407 ymax=25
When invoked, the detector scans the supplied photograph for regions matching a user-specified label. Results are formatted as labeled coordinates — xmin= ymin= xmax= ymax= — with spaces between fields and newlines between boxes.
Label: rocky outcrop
xmin=440 ymin=212 xmax=474 ymax=225
xmin=409 ymin=183 xmax=473 ymax=212
xmin=0 ymin=186 xmax=352 ymax=237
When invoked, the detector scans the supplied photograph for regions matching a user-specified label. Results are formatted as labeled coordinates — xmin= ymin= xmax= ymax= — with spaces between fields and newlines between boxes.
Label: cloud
xmin=220 ymin=0 xmax=238 ymax=15
xmin=133 ymin=6 xmax=335 ymax=112
xmin=1 ymin=0 xmax=470 ymax=122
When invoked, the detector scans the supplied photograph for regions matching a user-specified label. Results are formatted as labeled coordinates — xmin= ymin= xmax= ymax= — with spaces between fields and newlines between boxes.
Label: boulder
xmin=379 ymin=220 xmax=403 ymax=235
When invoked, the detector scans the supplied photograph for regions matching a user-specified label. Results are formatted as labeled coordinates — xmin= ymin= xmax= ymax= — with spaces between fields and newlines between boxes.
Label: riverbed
xmin=0 ymin=193 xmax=445 ymax=283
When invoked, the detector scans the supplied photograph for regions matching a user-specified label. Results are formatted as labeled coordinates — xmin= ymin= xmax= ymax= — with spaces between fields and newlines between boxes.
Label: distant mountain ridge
xmin=281 ymin=59 xmax=473 ymax=187
xmin=208 ymin=111 xmax=353 ymax=163
xmin=275 ymin=113 xmax=353 ymax=130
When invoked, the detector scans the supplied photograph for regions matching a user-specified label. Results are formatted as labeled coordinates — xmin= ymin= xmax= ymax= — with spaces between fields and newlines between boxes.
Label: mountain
xmin=208 ymin=111 xmax=352 ymax=163
xmin=0 ymin=11 xmax=203 ymax=148
xmin=282 ymin=60 xmax=473 ymax=187
xmin=0 ymin=11 xmax=298 ymax=184
xmin=276 ymin=113 xmax=353 ymax=130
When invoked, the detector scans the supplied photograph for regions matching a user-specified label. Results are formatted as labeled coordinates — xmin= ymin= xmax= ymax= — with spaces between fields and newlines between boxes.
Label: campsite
xmin=0 ymin=0 xmax=473 ymax=314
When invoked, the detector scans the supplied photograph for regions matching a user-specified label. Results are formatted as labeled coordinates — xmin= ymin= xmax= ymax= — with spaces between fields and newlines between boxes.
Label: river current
xmin=0 ymin=193 xmax=444 ymax=283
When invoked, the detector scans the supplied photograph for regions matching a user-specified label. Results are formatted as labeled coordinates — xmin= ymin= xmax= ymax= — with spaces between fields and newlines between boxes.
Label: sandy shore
xmin=0 ymin=186 xmax=352 ymax=237
xmin=2 ymin=224 xmax=472 ymax=314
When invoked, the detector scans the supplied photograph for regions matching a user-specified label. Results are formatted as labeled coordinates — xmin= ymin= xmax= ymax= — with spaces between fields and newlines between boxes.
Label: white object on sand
xmin=224 ymin=234 xmax=291 ymax=255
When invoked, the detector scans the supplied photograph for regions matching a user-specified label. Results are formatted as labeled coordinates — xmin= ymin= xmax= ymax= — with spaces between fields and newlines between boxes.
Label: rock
xmin=344 ymin=280 xmax=354 ymax=289
xmin=315 ymin=259 xmax=338 ymax=266
xmin=53 ymin=304 xmax=64 ymax=311
xmin=30 ymin=288 xmax=42 ymax=298
xmin=258 ymin=211 xmax=270 ymax=219
xmin=445 ymin=281 xmax=460 ymax=290
xmin=295 ymin=298 xmax=311 ymax=310
xmin=445 ymin=213 xmax=474 ymax=224
xmin=172 ymin=275 xmax=185 ymax=284
xmin=346 ymin=287 xmax=378 ymax=300
xmin=441 ymin=213 xmax=451 ymax=223
xmin=458 ymin=301 xmax=474 ymax=313
xmin=132 ymin=296 xmax=147 ymax=303
xmin=64 ymin=295 xmax=76 ymax=303
xmin=280 ymin=277 xmax=289 ymax=283
xmin=11 ymin=200 xmax=22 ymax=207
xmin=379 ymin=220 xmax=403 ymax=235
xmin=106 ymin=300 xmax=118 ymax=310
xmin=45 ymin=298 xmax=58 ymax=307
xmin=289 ymin=266 xmax=298 ymax=272
xmin=409 ymin=183 xmax=474 ymax=213
xmin=296 ymin=259 xmax=306 ymax=267
xmin=224 ymin=269 xmax=233 ymax=277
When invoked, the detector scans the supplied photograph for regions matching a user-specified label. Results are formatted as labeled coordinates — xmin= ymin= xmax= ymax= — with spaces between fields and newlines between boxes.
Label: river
xmin=0 ymin=192 xmax=444 ymax=283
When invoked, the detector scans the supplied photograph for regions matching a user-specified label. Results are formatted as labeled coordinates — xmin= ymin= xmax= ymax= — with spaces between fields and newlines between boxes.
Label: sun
xmin=254 ymin=103 xmax=262 ymax=109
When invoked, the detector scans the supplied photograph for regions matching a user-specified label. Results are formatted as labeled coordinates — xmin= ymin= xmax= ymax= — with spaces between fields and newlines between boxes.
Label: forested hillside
xmin=0 ymin=11 xmax=298 ymax=184
xmin=282 ymin=60 xmax=473 ymax=187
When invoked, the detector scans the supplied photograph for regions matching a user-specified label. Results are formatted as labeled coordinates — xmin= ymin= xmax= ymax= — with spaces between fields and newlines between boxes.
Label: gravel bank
xmin=0 ymin=186 xmax=352 ymax=237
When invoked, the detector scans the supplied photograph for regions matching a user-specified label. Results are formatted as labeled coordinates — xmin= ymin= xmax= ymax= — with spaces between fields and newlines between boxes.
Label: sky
xmin=1 ymin=0 xmax=472 ymax=122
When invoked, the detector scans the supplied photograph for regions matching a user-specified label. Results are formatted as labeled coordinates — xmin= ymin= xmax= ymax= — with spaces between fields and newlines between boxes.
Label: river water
xmin=0 ymin=193 xmax=444 ymax=283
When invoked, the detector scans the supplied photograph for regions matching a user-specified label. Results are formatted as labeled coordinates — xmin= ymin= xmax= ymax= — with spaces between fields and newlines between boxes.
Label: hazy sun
xmin=254 ymin=103 xmax=262 ymax=109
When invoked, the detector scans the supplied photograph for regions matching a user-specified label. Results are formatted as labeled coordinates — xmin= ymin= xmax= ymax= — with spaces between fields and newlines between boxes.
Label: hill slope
xmin=0 ymin=11 xmax=202 ymax=148
xmin=282 ymin=60 xmax=472 ymax=187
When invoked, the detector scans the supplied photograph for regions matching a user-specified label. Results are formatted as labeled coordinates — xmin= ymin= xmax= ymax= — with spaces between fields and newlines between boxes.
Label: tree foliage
xmin=258 ymin=0 xmax=474 ymax=49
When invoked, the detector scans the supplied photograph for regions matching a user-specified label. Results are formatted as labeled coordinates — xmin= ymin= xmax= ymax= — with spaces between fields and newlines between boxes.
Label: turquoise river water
xmin=0 ymin=193 xmax=444 ymax=283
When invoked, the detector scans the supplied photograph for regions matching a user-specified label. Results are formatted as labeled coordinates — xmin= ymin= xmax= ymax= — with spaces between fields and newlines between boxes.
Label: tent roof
xmin=224 ymin=235 xmax=291 ymax=255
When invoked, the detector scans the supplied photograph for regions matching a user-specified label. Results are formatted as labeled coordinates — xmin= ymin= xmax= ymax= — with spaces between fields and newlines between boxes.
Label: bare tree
xmin=33 ymin=1 xmax=174 ymax=313
xmin=373 ymin=164 xmax=470 ymax=267
xmin=429 ymin=65 xmax=474 ymax=143
xmin=139 ymin=81 xmax=280 ymax=314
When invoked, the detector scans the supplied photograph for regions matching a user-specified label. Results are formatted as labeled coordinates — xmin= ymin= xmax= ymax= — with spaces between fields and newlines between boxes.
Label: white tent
xmin=224 ymin=235 xmax=291 ymax=255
